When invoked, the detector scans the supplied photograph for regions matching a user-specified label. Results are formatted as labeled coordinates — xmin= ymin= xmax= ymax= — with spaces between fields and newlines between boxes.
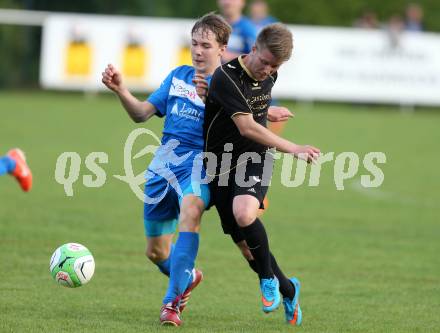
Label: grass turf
xmin=1 ymin=91 xmax=439 ymax=332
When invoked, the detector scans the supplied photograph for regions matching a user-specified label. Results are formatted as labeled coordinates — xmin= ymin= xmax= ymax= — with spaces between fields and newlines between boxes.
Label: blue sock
xmin=156 ymin=244 xmax=175 ymax=276
xmin=0 ymin=157 xmax=16 ymax=176
xmin=163 ymin=232 xmax=199 ymax=304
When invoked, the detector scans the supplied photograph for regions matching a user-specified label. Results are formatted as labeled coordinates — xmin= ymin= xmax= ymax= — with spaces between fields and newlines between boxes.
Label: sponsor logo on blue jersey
xmin=170 ymin=101 xmax=202 ymax=122
xmin=169 ymin=76 xmax=205 ymax=107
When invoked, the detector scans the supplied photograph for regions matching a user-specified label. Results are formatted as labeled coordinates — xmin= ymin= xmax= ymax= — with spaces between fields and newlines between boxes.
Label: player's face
xmin=191 ymin=28 xmax=226 ymax=75
xmin=248 ymin=46 xmax=283 ymax=81
xmin=250 ymin=2 xmax=268 ymax=21
xmin=218 ymin=0 xmax=245 ymax=17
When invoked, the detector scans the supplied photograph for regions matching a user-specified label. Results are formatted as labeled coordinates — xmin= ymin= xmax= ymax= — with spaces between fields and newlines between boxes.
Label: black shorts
xmin=209 ymin=153 xmax=274 ymax=242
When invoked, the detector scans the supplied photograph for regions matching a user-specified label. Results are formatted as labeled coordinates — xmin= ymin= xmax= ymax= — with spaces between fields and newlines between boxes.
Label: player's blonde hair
xmin=256 ymin=23 xmax=293 ymax=62
xmin=191 ymin=12 xmax=232 ymax=46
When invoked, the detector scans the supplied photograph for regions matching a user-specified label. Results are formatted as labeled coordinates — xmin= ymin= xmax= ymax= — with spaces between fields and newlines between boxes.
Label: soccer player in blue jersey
xmin=102 ymin=14 xmax=232 ymax=326
xmin=0 ymin=148 xmax=33 ymax=192
xmin=218 ymin=0 xmax=258 ymax=62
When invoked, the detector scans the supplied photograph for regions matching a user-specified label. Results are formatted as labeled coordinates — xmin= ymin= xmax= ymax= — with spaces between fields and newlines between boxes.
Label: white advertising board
xmin=40 ymin=13 xmax=440 ymax=105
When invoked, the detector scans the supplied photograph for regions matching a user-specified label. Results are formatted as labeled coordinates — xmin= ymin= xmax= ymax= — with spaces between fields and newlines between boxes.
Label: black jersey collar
xmin=238 ymin=55 xmax=259 ymax=82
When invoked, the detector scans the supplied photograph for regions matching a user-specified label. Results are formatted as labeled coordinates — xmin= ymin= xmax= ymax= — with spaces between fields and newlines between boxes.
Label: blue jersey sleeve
xmin=147 ymin=69 xmax=175 ymax=118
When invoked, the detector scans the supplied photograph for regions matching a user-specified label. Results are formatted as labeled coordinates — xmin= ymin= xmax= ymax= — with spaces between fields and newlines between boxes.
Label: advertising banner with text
xmin=40 ymin=13 xmax=440 ymax=106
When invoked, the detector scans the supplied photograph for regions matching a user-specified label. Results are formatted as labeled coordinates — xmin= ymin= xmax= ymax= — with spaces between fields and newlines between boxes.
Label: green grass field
xmin=1 ymin=91 xmax=439 ymax=333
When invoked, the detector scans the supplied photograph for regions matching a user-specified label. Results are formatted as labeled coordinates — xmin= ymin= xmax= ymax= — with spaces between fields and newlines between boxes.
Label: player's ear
xmin=219 ymin=44 xmax=227 ymax=56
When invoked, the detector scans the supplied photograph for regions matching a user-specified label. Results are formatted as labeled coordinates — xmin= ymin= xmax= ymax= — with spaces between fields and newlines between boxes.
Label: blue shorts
xmin=143 ymin=167 xmax=210 ymax=237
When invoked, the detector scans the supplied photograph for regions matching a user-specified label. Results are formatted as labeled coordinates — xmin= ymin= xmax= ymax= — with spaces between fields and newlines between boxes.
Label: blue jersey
xmin=228 ymin=16 xmax=257 ymax=54
xmin=147 ymin=65 xmax=210 ymax=174
xmin=253 ymin=16 xmax=278 ymax=33
xmin=143 ymin=65 xmax=211 ymax=224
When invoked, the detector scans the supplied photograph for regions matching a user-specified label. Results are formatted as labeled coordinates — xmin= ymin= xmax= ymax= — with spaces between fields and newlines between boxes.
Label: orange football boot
xmin=7 ymin=148 xmax=32 ymax=192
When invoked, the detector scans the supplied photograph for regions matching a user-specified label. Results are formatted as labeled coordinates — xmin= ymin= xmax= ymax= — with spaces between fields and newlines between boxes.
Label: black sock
xmin=270 ymin=252 xmax=295 ymax=299
xmin=247 ymin=259 xmax=259 ymax=274
xmin=240 ymin=218 xmax=273 ymax=279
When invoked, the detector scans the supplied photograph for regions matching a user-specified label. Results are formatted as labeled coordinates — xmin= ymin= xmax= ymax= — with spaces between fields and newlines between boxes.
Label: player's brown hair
xmin=191 ymin=12 xmax=232 ymax=46
xmin=256 ymin=23 xmax=293 ymax=62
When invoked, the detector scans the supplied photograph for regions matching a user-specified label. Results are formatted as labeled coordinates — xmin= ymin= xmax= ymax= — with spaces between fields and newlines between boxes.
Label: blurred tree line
xmin=1 ymin=0 xmax=439 ymax=88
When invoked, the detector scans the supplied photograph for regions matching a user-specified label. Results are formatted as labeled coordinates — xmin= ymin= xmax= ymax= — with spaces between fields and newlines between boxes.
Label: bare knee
xmin=233 ymin=206 xmax=257 ymax=227
xmin=233 ymin=196 xmax=259 ymax=227
xmin=179 ymin=198 xmax=204 ymax=232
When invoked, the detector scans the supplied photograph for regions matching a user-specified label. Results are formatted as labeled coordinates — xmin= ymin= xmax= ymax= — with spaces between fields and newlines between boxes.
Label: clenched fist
xmin=102 ymin=64 xmax=123 ymax=93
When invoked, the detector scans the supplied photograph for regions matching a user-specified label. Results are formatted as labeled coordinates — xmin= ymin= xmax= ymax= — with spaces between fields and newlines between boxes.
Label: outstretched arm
xmin=232 ymin=113 xmax=320 ymax=163
xmin=102 ymin=64 xmax=156 ymax=123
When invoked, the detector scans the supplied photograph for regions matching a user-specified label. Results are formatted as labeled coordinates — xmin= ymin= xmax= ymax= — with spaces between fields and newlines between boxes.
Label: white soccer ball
xmin=49 ymin=243 xmax=95 ymax=288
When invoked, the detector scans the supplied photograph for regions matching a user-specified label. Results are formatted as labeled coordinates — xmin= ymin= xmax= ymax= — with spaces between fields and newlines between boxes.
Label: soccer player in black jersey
xmin=202 ymin=23 xmax=320 ymax=325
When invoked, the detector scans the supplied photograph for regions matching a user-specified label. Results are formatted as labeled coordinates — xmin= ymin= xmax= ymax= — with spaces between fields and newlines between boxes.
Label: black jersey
xmin=204 ymin=56 xmax=277 ymax=171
